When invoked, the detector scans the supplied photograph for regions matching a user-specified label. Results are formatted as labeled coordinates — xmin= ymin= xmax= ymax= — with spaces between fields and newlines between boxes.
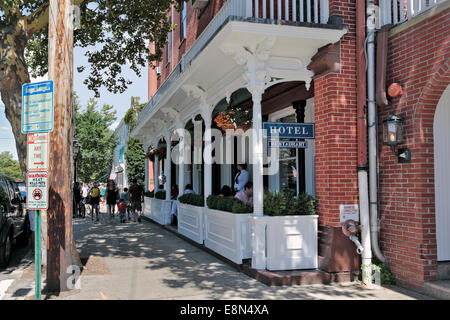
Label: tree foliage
xmin=0 ymin=151 xmax=23 ymax=180
xmin=123 ymin=96 xmax=146 ymax=131
xmin=124 ymin=136 xmax=145 ymax=186
xmin=74 ymin=94 xmax=118 ymax=183
xmin=0 ymin=0 xmax=186 ymax=172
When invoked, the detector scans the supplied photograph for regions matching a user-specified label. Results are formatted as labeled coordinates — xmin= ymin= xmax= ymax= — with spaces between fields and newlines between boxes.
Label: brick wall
xmin=314 ymin=0 xmax=359 ymax=228
xmin=379 ymin=8 xmax=450 ymax=289
xmin=148 ymin=0 xmax=227 ymax=97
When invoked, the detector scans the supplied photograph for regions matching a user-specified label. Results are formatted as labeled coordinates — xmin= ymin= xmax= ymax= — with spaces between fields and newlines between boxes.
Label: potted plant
xmin=261 ymin=190 xmax=318 ymax=271
xmin=177 ymin=193 xmax=205 ymax=244
xmin=214 ymin=108 xmax=252 ymax=134
xmin=203 ymin=195 xmax=253 ymax=264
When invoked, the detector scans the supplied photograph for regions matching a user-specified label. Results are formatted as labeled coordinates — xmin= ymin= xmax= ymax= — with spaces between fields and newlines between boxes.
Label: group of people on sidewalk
xmin=74 ymin=178 xmax=144 ymax=224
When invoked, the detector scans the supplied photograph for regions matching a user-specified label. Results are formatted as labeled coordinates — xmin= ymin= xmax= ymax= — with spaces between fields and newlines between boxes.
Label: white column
xmin=154 ymin=154 xmax=159 ymax=192
xmin=203 ymin=110 xmax=213 ymax=206
xmin=178 ymin=135 xmax=185 ymax=196
xmin=251 ymin=90 xmax=265 ymax=216
xmin=165 ymin=135 xmax=172 ymax=200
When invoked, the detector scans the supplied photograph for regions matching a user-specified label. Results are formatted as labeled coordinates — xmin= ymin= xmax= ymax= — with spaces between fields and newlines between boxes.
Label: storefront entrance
xmin=434 ymin=84 xmax=450 ymax=261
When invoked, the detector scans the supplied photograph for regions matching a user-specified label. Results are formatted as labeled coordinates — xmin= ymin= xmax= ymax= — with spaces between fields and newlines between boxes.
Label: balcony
xmin=134 ymin=0 xmax=344 ymax=139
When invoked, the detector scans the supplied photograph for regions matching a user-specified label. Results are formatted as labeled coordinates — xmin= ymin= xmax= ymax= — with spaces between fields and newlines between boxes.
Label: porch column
xmin=154 ymin=153 xmax=159 ymax=191
xmin=178 ymin=131 xmax=185 ymax=196
xmin=165 ymin=134 xmax=172 ymax=200
xmin=202 ymin=109 xmax=213 ymax=205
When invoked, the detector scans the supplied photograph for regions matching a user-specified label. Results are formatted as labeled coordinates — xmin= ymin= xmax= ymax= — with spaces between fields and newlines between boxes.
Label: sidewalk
xmin=51 ymin=209 xmax=433 ymax=300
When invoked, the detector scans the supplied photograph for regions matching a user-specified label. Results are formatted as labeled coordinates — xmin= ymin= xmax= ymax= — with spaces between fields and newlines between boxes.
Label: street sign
xmin=21 ymin=81 xmax=54 ymax=133
xmin=26 ymin=171 xmax=49 ymax=210
xmin=263 ymin=122 xmax=315 ymax=139
xmin=267 ymin=140 xmax=308 ymax=148
xmin=27 ymin=132 xmax=50 ymax=171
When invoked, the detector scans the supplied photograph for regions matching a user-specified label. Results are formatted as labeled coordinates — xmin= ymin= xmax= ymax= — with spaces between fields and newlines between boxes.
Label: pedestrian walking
xmin=105 ymin=180 xmax=119 ymax=219
xmin=117 ymin=199 xmax=127 ymax=223
xmin=89 ymin=182 xmax=101 ymax=222
xmin=128 ymin=178 xmax=144 ymax=223
xmin=120 ymin=187 xmax=130 ymax=221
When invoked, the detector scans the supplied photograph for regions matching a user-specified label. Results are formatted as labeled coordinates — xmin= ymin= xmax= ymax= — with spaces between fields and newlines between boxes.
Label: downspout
xmin=366 ymin=0 xmax=386 ymax=263
xmin=357 ymin=0 xmax=373 ymax=285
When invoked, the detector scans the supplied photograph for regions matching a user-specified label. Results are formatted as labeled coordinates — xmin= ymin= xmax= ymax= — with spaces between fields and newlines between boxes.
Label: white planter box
xmin=143 ymin=196 xmax=153 ymax=219
xmin=150 ymin=198 xmax=173 ymax=225
xmin=204 ymin=208 xmax=252 ymax=264
xmin=177 ymin=203 xmax=204 ymax=244
xmin=264 ymin=215 xmax=318 ymax=271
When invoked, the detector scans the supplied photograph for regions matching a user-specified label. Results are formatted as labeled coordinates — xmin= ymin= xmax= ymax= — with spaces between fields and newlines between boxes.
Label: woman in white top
xmin=234 ymin=164 xmax=249 ymax=193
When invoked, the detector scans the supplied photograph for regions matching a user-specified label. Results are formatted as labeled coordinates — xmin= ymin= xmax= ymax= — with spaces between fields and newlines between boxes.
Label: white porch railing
xmin=379 ymin=0 xmax=447 ymax=26
xmin=247 ymin=0 xmax=329 ymax=24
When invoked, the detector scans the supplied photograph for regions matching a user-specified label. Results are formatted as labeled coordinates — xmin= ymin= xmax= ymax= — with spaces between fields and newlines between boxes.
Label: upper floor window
xmin=180 ymin=3 xmax=187 ymax=40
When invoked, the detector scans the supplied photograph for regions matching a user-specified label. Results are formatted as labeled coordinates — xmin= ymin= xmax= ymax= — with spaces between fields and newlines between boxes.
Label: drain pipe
xmin=367 ymin=0 xmax=386 ymax=263
xmin=357 ymin=0 xmax=373 ymax=285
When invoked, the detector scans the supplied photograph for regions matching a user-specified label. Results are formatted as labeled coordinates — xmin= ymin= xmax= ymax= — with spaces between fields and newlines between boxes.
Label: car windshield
xmin=17 ymin=182 xmax=25 ymax=192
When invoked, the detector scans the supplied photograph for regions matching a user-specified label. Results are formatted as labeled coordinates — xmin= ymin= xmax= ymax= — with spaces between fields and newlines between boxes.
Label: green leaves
xmin=0 ymin=151 xmax=23 ymax=180
xmin=74 ymin=94 xmax=118 ymax=182
xmin=179 ymin=193 xmax=204 ymax=207
xmin=206 ymin=195 xmax=252 ymax=214
xmin=264 ymin=190 xmax=317 ymax=216
xmin=124 ymin=136 xmax=145 ymax=185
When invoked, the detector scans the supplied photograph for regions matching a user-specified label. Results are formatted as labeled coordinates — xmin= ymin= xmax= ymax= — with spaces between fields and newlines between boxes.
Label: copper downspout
xmin=376 ymin=25 xmax=393 ymax=108
xmin=357 ymin=0 xmax=368 ymax=167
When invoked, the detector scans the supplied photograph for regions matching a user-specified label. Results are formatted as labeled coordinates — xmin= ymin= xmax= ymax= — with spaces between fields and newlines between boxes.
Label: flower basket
xmin=214 ymin=109 xmax=252 ymax=134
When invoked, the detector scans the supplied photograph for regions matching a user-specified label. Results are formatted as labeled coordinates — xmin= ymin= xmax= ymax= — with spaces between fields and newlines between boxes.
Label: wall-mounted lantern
xmin=382 ymin=113 xmax=411 ymax=163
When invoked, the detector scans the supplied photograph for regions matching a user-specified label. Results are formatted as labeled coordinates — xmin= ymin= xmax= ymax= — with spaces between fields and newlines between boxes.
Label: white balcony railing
xmin=379 ymin=0 xmax=447 ymax=26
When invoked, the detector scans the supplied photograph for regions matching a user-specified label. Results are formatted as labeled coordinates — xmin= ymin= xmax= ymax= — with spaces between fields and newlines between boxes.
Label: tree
xmin=0 ymin=0 xmax=185 ymax=172
xmin=74 ymin=94 xmax=118 ymax=183
xmin=123 ymin=96 xmax=146 ymax=185
xmin=124 ymin=136 xmax=145 ymax=185
xmin=0 ymin=151 xmax=23 ymax=180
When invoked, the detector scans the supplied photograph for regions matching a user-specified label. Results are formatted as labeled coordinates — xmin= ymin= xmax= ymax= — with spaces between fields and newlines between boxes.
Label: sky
xmin=0 ymin=45 xmax=148 ymax=160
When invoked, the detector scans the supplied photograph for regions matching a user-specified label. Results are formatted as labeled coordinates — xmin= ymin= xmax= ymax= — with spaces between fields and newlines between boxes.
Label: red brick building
xmin=133 ymin=0 xmax=450 ymax=293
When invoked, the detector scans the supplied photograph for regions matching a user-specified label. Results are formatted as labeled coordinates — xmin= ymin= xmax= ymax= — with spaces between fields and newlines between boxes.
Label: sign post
xmin=34 ymin=210 xmax=41 ymax=300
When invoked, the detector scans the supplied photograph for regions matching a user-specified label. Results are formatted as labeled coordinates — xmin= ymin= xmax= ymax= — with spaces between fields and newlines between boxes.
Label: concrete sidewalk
xmin=38 ymin=210 xmax=433 ymax=300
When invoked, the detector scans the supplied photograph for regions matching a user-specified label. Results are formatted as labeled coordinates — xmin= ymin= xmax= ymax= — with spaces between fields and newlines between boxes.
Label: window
xmin=180 ymin=3 xmax=187 ymax=40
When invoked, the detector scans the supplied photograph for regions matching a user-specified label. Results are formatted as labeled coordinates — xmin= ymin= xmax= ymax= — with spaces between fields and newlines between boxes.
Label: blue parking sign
xmin=22 ymin=81 xmax=54 ymax=133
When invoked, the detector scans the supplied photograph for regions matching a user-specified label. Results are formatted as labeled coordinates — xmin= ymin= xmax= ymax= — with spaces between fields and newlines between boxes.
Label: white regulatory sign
xmin=27 ymin=171 xmax=48 ymax=210
xmin=27 ymin=133 xmax=49 ymax=171
xmin=339 ymin=204 xmax=359 ymax=223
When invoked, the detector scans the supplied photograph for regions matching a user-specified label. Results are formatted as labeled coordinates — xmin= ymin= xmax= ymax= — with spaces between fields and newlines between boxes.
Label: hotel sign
xmin=263 ymin=122 xmax=315 ymax=139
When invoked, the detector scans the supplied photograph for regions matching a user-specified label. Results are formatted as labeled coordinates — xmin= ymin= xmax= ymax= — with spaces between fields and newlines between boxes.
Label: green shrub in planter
xmin=155 ymin=191 xmax=166 ymax=200
xmin=179 ymin=193 xmax=204 ymax=207
xmin=291 ymin=192 xmax=316 ymax=216
xmin=231 ymin=199 xmax=253 ymax=213
xmin=144 ymin=190 xmax=154 ymax=197
xmin=206 ymin=195 xmax=220 ymax=209
xmin=264 ymin=191 xmax=287 ymax=216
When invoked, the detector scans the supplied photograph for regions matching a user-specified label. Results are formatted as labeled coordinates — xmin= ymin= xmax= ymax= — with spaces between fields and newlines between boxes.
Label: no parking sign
xmin=27 ymin=171 xmax=48 ymax=210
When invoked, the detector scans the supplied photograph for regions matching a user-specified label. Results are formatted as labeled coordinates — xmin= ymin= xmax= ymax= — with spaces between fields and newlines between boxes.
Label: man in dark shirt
xmin=128 ymin=178 xmax=144 ymax=223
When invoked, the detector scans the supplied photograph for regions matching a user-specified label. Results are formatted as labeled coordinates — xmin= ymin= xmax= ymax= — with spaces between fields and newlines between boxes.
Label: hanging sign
xmin=26 ymin=171 xmax=48 ymax=210
xmin=27 ymin=132 xmax=50 ymax=171
xmin=21 ymin=81 xmax=54 ymax=133
xmin=263 ymin=122 xmax=315 ymax=139
xmin=267 ymin=140 xmax=308 ymax=148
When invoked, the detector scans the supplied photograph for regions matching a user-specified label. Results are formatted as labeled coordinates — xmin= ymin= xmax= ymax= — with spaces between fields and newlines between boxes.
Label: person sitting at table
xmin=234 ymin=181 xmax=253 ymax=207
xmin=218 ymin=185 xmax=234 ymax=198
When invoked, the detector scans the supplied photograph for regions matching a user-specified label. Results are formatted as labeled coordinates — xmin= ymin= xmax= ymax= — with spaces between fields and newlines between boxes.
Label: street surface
xmin=0 ymin=204 xmax=436 ymax=300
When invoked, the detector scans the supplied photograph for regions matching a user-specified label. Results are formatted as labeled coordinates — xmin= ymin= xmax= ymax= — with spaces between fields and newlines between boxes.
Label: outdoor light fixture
xmin=73 ymin=138 xmax=80 ymax=159
xmin=382 ymin=113 xmax=411 ymax=163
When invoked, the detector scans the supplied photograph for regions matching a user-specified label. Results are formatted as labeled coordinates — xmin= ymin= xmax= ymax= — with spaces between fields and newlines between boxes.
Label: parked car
xmin=16 ymin=179 xmax=26 ymax=203
xmin=0 ymin=174 xmax=30 ymax=267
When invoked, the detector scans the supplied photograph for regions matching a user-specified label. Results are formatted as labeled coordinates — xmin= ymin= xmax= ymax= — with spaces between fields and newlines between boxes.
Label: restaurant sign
xmin=267 ymin=140 xmax=307 ymax=148
xmin=263 ymin=122 xmax=315 ymax=139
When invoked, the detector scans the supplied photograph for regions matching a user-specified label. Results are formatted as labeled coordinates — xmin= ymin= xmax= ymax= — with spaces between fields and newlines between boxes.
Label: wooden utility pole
xmin=46 ymin=0 xmax=74 ymax=293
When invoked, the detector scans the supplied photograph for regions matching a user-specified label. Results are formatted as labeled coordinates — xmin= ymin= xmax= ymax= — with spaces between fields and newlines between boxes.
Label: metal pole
xmin=35 ymin=210 xmax=41 ymax=300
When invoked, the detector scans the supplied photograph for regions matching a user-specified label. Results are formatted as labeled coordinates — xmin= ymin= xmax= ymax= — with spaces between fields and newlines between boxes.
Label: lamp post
xmin=382 ymin=113 xmax=411 ymax=163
